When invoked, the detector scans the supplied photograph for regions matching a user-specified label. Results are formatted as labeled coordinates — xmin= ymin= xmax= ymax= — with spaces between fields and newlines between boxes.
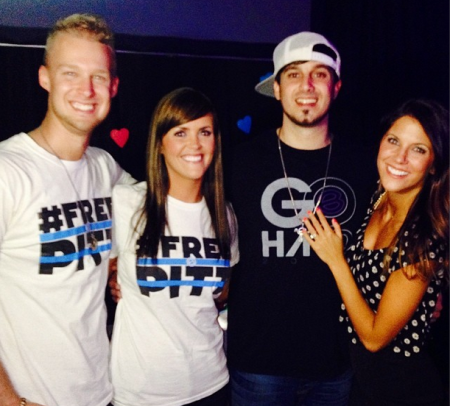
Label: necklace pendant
xmin=278 ymin=136 xmax=332 ymax=248
xmin=89 ymin=234 xmax=98 ymax=250
xmin=294 ymin=226 xmax=305 ymax=242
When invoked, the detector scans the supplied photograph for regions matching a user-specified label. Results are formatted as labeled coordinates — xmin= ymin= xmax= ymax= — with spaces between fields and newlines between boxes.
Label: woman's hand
xmin=301 ymin=208 xmax=346 ymax=269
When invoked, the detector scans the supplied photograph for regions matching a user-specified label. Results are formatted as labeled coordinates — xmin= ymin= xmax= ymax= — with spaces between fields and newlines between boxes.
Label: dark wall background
xmin=0 ymin=0 xmax=311 ymax=43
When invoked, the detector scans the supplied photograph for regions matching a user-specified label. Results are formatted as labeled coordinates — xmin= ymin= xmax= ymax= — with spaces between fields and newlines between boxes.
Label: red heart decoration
xmin=110 ymin=128 xmax=129 ymax=148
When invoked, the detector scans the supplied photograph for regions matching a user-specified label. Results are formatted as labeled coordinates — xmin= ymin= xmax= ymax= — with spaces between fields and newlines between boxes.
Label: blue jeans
xmin=230 ymin=368 xmax=352 ymax=406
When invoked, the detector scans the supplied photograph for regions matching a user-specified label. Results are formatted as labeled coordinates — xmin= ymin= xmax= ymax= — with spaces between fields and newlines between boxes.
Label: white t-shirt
xmin=0 ymin=133 xmax=134 ymax=406
xmin=110 ymin=182 xmax=239 ymax=406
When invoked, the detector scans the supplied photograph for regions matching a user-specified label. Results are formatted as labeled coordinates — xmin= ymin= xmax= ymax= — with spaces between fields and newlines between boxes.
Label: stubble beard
xmin=285 ymin=108 xmax=329 ymax=128
xmin=51 ymin=101 xmax=106 ymax=136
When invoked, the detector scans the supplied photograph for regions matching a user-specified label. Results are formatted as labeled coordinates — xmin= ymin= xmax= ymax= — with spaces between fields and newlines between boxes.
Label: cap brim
xmin=255 ymin=74 xmax=275 ymax=97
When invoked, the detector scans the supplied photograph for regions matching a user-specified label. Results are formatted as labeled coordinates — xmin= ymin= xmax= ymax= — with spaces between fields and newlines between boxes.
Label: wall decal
xmin=259 ymin=72 xmax=272 ymax=82
xmin=110 ymin=128 xmax=129 ymax=148
xmin=237 ymin=115 xmax=252 ymax=134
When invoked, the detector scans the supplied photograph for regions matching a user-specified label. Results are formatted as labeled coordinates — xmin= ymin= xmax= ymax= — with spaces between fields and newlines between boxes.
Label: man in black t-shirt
xmin=227 ymin=32 xmax=376 ymax=405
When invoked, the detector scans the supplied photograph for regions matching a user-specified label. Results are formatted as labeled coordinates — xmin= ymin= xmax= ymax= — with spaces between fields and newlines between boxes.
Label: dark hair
xmin=44 ymin=13 xmax=116 ymax=76
xmin=136 ymin=87 xmax=231 ymax=260
xmin=377 ymin=99 xmax=449 ymax=280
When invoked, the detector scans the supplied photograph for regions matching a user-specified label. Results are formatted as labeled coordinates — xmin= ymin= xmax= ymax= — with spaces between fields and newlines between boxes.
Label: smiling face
xmin=273 ymin=61 xmax=341 ymax=128
xmin=38 ymin=32 xmax=119 ymax=136
xmin=161 ymin=114 xmax=215 ymax=196
xmin=377 ymin=115 xmax=435 ymax=198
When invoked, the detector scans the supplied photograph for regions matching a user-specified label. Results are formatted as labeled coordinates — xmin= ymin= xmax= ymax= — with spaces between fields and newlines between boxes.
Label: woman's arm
xmin=214 ymin=278 xmax=229 ymax=311
xmin=108 ymin=258 xmax=122 ymax=302
xmin=303 ymin=209 xmax=429 ymax=352
xmin=0 ymin=361 xmax=45 ymax=406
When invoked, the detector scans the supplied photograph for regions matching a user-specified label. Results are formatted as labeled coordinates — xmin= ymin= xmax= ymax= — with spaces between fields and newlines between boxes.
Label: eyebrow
xmin=386 ymin=133 xmax=432 ymax=147
xmin=175 ymin=125 xmax=213 ymax=130
xmin=282 ymin=63 xmax=333 ymax=78
xmin=56 ymin=63 xmax=110 ymax=74
xmin=284 ymin=62 xmax=331 ymax=70
xmin=56 ymin=63 xmax=78 ymax=70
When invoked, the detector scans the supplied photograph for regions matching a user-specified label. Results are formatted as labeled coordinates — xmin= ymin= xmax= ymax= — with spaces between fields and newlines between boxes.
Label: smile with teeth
xmin=72 ymin=101 xmax=95 ymax=112
xmin=295 ymin=97 xmax=317 ymax=105
xmin=183 ymin=155 xmax=202 ymax=163
xmin=387 ymin=165 xmax=408 ymax=176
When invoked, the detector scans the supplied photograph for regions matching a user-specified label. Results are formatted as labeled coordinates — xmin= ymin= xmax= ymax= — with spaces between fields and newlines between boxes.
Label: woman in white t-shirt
xmin=109 ymin=88 xmax=239 ymax=406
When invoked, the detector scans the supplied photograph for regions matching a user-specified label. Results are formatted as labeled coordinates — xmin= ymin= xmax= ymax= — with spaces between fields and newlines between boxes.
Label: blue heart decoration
xmin=259 ymin=72 xmax=272 ymax=82
xmin=237 ymin=115 xmax=252 ymax=134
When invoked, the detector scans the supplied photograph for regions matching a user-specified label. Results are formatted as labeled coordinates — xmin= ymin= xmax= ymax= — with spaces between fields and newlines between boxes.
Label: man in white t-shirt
xmin=0 ymin=13 xmax=133 ymax=406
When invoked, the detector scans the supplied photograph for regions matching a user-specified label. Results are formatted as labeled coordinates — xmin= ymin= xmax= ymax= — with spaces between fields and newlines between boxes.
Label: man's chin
xmin=73 ymin=117 xmax=105 ymax=133
xmin=288 ymin=111 xmax=329 ymax=128
xmin=298 ymin=120 xmax=320 ymax=127
xmin=68 ymin=123 xmax=101 ymax=136
xmin=294 ymin=117 xmax=324 ymax=128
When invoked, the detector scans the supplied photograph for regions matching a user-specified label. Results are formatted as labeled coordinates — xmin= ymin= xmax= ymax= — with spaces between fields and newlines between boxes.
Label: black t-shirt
xmin=227 ymin=129 xmax=377 ymax=379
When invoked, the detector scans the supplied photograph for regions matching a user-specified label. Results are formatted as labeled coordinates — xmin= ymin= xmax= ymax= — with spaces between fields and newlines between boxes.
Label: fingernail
xmin=316 ymin=207 xmax=321 ymax=213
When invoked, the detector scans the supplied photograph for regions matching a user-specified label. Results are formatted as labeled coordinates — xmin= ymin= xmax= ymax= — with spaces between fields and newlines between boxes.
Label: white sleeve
xmin=114 ymin=167 xmax=136 ymax=187
xmin=0 ymin=163 xmax=16 ymax=246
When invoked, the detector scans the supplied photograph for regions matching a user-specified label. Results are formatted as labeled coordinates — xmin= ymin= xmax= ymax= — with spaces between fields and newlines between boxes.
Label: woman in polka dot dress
xmin=302 ymin=99 xmax=448 ymax=405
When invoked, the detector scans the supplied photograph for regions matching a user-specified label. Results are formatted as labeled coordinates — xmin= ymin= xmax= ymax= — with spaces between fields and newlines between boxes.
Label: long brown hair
xmin=136 ymin=87 xmax=230 ymax=260
xmin=377 ymin=99 xmax=449 ymax=280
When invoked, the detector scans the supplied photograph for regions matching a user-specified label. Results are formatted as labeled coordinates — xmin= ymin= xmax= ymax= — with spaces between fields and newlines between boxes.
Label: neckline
xmin=168 ymin=194 xmax=206 ymax=207
xmin=276 ymin=127 xmax=333 ymax=151
xmin=23 ymin=132 xmax=97 ymax=250
xmin=360 ymin=207 xmax=389 ymax=252
xmin=277 ymin=133 xmax=333 ymax=242
xmin=24 ymin=132 xmax=86 ymax=166
xmin=275 ymin=134 xmax=333 ymax=155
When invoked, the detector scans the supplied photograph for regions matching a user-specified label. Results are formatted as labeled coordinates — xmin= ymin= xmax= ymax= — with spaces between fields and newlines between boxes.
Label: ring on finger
xmin=309 ymin=234 xmax=317 ymax=240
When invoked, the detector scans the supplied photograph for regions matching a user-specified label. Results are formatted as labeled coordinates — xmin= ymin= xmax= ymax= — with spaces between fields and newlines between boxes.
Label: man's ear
xmin=273 ymin=80 xmax=281 ymax=101
xmin=332 ymin=79 xmax=342 ymax=100
xmin=110 ymin=77 xmax=119 ymax=98
xmin=38 ymin=65 xmax=50 ymax=92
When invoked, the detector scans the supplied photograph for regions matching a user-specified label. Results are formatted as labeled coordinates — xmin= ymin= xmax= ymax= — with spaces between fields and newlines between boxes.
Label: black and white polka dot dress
xmin=341 ymin=205 xmax=446 ymax=357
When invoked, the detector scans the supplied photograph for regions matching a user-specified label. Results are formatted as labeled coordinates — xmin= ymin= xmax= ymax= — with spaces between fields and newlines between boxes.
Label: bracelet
xmin=19 ymin=398 xmax=27 ymax=406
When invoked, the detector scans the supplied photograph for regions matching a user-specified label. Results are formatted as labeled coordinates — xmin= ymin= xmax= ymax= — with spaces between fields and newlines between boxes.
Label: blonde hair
xmin=44 ymin=13 xmax=116 ymax=76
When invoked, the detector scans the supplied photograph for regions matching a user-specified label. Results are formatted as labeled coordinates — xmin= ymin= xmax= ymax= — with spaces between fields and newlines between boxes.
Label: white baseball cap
xmin=255 ymin=31 xmax=341 ymax=97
